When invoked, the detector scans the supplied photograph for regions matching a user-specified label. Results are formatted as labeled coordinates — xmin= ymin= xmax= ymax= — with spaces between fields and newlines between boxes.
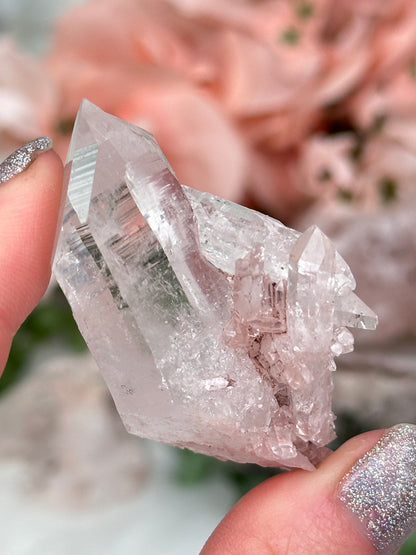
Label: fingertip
xmin=201 ymin=432 xmax=389 ymax=555
xmin=336 ymin=425 xmax=416 ymax=555
xmin=35 ymin=149 xmax=64 ymax=185
xmin=316 ymin=429 xmax=386 ymax=492
xmin=14 ymin=149 xmax=64 ymax=204
xmin=0 ymin=147 xmax=64 ymax=350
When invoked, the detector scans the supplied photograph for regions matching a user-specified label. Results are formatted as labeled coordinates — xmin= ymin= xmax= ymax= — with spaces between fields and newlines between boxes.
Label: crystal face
xmin=53 ymin=100 xmax=377 ymax=470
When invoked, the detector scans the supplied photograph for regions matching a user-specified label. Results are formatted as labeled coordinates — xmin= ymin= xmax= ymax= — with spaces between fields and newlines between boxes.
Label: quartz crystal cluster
xmin=53 ymin=100 xmax=377 ymax=470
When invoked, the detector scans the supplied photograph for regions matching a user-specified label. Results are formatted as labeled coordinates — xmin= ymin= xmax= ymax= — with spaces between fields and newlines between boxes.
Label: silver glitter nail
xmin=0 ymin=137 xmax=53 ymax=184
xmin=338 ymin=424 xmax=416 ymax=555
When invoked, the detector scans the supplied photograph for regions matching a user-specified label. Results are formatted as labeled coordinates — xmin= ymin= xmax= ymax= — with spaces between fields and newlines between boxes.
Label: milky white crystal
xmin=53 ymin=100 xmax=377 ymax=470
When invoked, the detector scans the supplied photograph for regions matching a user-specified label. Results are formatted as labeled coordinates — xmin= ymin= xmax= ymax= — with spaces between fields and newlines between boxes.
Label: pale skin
xmin=0 ymin=151 xmax=395 ymax=554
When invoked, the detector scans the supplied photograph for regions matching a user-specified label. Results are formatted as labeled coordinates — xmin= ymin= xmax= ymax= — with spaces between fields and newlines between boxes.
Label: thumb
xmin=0 ymin=139 xmax=64 ymax=373
xmin=201 ymin=424 xmax=416 ymax=555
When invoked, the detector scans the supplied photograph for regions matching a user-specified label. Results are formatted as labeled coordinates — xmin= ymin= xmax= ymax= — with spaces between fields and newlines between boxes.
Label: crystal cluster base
xmin=53 ymin=100 xmax=377 ymax=470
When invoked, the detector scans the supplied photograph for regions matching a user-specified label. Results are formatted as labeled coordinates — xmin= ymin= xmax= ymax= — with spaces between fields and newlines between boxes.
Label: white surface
xmin=0 ymin=443 xmax=234 ymax=555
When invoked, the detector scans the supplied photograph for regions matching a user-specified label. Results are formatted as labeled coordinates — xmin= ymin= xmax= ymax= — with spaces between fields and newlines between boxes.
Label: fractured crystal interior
xmin=53 ymin=100 xmax=377 ymax=470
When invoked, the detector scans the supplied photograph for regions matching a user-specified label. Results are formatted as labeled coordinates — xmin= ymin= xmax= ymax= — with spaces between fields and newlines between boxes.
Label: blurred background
xmin=0 ymin=0 xmax=415 ymax=553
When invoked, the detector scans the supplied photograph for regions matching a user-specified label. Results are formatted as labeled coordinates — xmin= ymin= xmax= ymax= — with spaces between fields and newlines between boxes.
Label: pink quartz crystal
xmin=53 ymin=100 xmax=377 ymax=470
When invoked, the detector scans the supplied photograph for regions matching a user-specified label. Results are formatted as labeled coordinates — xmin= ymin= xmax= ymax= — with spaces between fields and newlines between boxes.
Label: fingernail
xmin=338 ymin=423 xmax=416 ymax=555
xmin=0 ymin=137 xmax=53 ymax=184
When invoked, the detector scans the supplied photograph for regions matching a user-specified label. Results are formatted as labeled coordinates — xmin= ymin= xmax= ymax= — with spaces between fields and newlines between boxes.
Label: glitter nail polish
xmin=0 ymin=137 xmax=53 ymax=184
xmin=338 ymin=424 xmax=416 ymax=555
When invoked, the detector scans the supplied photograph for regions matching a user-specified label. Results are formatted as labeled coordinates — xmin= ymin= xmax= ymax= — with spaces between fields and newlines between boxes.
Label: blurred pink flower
xmin=3 ymin=0 xmax=416 ymax=221
xmin=300 ymin=134 xmax=356 ymax=197
xmin=350 ymin=68 xmax=416 ymax=129
xmin=0 ymin=40 xmax=57 ymax=157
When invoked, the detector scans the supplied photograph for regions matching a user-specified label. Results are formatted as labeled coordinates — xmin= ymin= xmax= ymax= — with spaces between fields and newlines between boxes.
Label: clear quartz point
xmin=53 ymin=100 xmax=378 ymax=469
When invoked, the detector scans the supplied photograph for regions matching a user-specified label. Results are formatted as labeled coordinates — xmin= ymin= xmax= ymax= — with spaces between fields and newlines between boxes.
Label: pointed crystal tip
xmin=335 ymin=292 xmax=378 ymax=330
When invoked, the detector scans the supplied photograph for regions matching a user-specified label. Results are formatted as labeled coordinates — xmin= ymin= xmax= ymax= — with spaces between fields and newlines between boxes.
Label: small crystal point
xmin=290 ymin=225 xmax=334 ymax=275
xmin=334 ymin=251 xmax=356 ymax=296
xmin=335 ymin=292 xmax=379 ymax=330
xmin=53 ymin=101 xmax=377 ymax=470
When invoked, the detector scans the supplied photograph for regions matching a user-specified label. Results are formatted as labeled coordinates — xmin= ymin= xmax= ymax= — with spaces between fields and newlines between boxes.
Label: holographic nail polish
xmin=338 ymin=424 xmax=416 ymax=555
xmin=0 ymin=137 xmax=53 ymax=184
